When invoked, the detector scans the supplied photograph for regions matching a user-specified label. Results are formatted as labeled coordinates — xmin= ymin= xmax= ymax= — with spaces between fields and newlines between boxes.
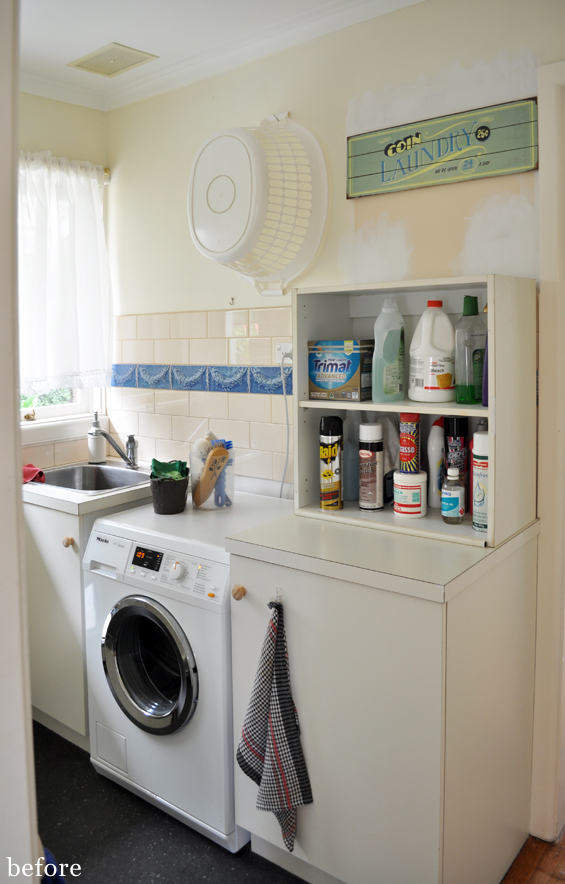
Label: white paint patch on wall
xmin=346 ymin=49 xmax=538 ymax=136
xmin=338 ymin=211 xmax=412 ymax=283
xmin=451 ymin=188 xmax=539 ymax=279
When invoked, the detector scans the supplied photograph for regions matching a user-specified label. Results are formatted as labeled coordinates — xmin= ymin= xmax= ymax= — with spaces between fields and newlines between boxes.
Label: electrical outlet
xmin=276 ymin=343 xmax=293 ymax=364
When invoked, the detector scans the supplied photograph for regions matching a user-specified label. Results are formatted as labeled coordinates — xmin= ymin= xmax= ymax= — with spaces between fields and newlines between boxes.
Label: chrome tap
xmin=88 ymin=413 xmax=139 ymax=469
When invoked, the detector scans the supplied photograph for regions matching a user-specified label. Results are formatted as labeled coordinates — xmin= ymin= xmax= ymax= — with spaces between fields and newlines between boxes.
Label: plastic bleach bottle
xmin=427 ymin=417 xmax=444 ymax=508
xmin=409 ymin=300 xmax=455 ymax=402
xmin=372 ymin=297 xmax=404 ymax=403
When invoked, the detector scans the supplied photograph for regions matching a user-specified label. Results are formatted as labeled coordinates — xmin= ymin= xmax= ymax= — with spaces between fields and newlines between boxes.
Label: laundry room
xmin=3 ymin=0 xmax=565 ymax=882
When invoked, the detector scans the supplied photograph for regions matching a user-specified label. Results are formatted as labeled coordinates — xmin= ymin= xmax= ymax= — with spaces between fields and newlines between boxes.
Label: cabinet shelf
xmin=298 ymin=399 xmax=489 ymax=418
xmin=292 ymin=274 xmax=537 ymax=548
xmin=296 ymin=501 xmax=488 ymax=547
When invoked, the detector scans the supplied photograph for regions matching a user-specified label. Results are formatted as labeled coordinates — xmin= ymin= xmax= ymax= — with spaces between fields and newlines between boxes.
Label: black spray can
xmin=320 ymin=416 xmax=343 ymax=510
xmin=444 ymin=416 xmax=469 ymax=509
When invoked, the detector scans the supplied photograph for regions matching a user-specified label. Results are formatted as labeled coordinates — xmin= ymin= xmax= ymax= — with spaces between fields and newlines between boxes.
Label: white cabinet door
xmin=230 ymin=554 xmax=445 ymax=884
xmin=24 ymin=505 xmax=86 ymax=736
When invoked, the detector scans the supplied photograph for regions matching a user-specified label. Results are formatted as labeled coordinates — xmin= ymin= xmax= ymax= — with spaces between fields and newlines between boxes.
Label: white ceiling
xmin=19 ymin=0 xmax=426 ymax=111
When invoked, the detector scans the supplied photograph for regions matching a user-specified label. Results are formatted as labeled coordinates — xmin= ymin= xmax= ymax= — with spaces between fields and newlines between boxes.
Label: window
xmin=18 ymin=151 xmax=112 ymax=421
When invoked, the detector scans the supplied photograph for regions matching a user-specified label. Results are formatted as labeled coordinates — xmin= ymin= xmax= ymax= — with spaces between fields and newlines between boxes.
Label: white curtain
xmin=18 ymin=151 xmax=112 ymax=396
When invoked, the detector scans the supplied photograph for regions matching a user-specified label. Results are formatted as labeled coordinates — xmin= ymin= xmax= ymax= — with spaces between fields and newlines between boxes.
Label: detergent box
xmin=308 ymin=340 xmax=373 ymax=401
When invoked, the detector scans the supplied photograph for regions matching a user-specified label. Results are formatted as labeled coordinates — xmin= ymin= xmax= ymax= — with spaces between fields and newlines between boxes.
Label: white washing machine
xmin=82 ymin=493 xmax=292 ymax=852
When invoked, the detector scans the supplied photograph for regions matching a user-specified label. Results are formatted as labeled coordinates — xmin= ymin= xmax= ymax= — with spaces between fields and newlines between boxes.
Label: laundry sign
xmin=347 ymin=99 xmax=538 ymax=198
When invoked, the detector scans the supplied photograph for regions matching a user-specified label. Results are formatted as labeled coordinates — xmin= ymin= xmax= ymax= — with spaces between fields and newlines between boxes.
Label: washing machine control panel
xmin=127 ymin=547 xmax=229 ymax=604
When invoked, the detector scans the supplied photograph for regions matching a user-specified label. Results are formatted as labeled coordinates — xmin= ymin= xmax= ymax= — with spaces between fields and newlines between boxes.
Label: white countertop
xmin=92 ymin=493 xmax=294 ymax=564
xmin=225 ymin=513 xmax=539 ymax=603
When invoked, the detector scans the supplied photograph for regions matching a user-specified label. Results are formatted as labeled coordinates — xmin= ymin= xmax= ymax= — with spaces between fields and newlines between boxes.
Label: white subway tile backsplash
xmin=136 ymin=436 xmax=156 ymax=463
xmin=113 ymin=340 xmax=123 ymax=363
xmin=122 ymin=339 xmax=154 ymax=365
xmin=229 ymin=393 xmax=271 ymax=423
xmin=115 ymin=315 xmax=137 ymax=340
xmin=22 ymin=443 xmax=55 ymax=470
xmin=54 ymin=438 xmax=88 ymax=466
xmin=172 ymin=416 xmax=209 ymax=443
xmin=273 ymin=452 xmax=294 ymax=483
xmin=189 ymin=391 xmax=228 ymax=419
xmin=190 ymin=338 xmax=227 ymax=365
xmin=108 ymin=410 xmax=139 ymax=436
xmin=234 ymin=448 xmax=273 ymax=480
xmin=155 ymin=390 xmax=189 ymax=416
xmin=250 ymin=421 xmax=293 ymax=454
xmin=170 ymin=312 xmax=207 ymax=339
xmin=139 ymin=412 xmax=172 ymax=440
xmin=106 ymin=387 xmax=123 ymax=411
xmin=137 ymin=314 xmax=170 ymax=340
xmin=156 ymin=439 xmax=192 ymax=463
xmin=207 ymin=310 xmax=249 ymax=338
xmin=249 ymin=307 xmax=292 ymax=337
xmin=208 ymin=419 xmax=249 ymax=449
xmin=154 ymin=339 xmax=189 ymax=365
xmin=229 ymin=337 xmax=271 ymax=366
xmin=122 ymin=389 xmax=155 ymax=413
xmin=271 ymin=394 xmax=294 ymax=424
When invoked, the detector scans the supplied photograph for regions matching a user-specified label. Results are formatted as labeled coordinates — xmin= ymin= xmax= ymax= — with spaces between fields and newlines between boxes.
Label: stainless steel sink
xmin=40 ymin=463 xmax=151 ymax=494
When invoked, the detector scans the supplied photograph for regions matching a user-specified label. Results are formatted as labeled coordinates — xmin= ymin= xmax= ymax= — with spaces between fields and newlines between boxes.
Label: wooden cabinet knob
xmin=62 ymin=536 xmax=74 ymax=548
xmin=232 ymin=584 xmax=247 ymax=601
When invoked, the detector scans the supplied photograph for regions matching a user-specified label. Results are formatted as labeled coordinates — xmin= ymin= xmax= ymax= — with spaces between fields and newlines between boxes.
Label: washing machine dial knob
xmin=169 ymin=561 xmax=186 ymax=581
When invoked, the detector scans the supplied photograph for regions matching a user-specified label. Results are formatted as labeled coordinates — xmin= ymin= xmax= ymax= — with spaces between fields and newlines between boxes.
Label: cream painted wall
xmin=19 ymin=92 xmax=106 ymax=166
xmin=105 ymin=0 xmax=565 ymax=316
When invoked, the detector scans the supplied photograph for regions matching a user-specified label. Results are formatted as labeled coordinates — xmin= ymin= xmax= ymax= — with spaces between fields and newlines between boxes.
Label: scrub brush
xmin=192 ymin=441 xmax=230 ymax=507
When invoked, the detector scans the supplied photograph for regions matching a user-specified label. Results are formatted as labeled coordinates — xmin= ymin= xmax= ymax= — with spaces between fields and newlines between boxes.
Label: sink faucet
xmin=87 ymin=413 xmax=139 ymax=469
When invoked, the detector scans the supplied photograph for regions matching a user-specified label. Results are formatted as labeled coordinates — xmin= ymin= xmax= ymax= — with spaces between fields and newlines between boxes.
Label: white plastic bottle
xmin=372 ymin=297 xmax=404 ymax=403
xmin=409 ymin=300 xmax=456 ymax=402
xmin=426 ymin=417 xmax=444 ymax=508
xmin=472 ymin=430 xmax=489 ymax=533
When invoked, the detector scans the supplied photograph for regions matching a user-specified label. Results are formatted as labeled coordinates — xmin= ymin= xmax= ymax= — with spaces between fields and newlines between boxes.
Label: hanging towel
xmin=236 ymin=601 xmax=312 ymax=852
xmin=23 ymin=464 xmax=45 ymax=483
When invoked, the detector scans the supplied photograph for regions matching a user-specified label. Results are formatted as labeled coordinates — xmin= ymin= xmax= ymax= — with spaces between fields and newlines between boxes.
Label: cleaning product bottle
xmin=469 ymin=417 xmax=487 ymax=516
xmin=455 ymin=295 xmax=487 ymax=404
xmin=441 ymin=467 xmax=465 ymax=524
xmin=342 ymin=411 xmax=362 ymax=501
xmin=427 ymin=417 xmax=444 ymax=508
xmin=399 ymin=413 xmax=420 ymax=473
xmin=372 ymin=298 xmax=404 ymax=403
xmin=444 ymin=416 xmax=469 ymax=510
xmin=320 ymin=416 xmax=343 ymax=510
xmin=358 ymin=423 xmax=384 ymax=511
xmin=87 ymin=412 xmax=106 ymax=464
xmin=409 ymin=300 xmax=455 ymax=402
xmin=472 ymin=430 xmax=489 ymax=533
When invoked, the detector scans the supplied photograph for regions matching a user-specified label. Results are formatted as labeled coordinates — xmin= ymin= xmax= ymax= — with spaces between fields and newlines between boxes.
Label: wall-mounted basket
xmin=187 ymin=113 xmax=328 ymax=295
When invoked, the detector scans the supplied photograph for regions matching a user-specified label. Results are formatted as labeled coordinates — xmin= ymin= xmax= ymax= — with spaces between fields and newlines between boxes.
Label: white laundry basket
xmin=187 ymin=114 xmax=328 ymax=295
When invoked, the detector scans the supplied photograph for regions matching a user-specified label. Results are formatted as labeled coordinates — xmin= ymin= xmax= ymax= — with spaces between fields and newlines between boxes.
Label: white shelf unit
xmin=292 ymin=275 xmax=537 ymax=548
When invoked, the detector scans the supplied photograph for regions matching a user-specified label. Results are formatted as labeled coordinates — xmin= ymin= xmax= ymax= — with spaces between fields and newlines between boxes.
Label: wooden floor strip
xmin=501 ymin=832 xmax=565 ymax=883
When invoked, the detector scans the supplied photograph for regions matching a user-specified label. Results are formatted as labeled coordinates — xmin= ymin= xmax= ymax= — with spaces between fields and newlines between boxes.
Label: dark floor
xmin=33 ymin=722 xmax=304 ymax=884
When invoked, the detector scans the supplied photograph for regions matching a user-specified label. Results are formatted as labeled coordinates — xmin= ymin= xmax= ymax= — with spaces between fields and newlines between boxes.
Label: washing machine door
xmin=101 ymin=595 xmax=198 ymax=735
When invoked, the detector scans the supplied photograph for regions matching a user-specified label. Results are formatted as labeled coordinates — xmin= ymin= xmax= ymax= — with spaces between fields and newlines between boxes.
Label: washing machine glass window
xmin=101 ymin=595 xmax=199 ymax=735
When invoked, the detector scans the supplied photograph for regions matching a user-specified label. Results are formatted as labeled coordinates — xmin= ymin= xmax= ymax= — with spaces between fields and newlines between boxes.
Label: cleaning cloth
xmin=150 ymin=458 xmax=188 ymax=480
xmin=23 ymin=464 xmax=45 ymax=483
xmin=236 ymin=601 xmax=313 ymax=852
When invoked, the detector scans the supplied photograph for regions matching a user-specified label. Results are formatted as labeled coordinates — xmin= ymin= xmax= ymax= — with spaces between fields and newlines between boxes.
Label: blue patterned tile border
xmin=209 ymin=366 xmax=249 ymax=393
xmin=171 ymin=365 xmax=208 ymax=391
xmin=250 ymin=366 xmax=293 ymax=395
xmin=111 ymin=364 xmax=292 ymax=394
xmin=111 ymin=364 xmax=137 ymax=387
xmin=137 ymin=364 xmax=171 ymax=389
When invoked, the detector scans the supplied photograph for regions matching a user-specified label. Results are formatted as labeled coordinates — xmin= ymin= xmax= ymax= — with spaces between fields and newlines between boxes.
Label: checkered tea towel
xmin=236 ymin=601 xmax=313 ymax=852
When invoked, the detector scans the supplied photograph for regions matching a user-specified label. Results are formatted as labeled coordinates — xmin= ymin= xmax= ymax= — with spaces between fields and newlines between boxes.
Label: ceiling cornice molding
xmin=20 ymin=0 xmax=427 ymax=111
xmin=19 ymin=70 xmax=105 ymax=110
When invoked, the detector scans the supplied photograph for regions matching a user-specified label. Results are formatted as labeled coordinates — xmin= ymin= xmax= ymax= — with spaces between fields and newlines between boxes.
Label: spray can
xmin=472 ymin=431 xmax=489 ymax=533
xmin=358 ymin=423 xmax=384 ymax=511
xmin=399 ymin=413 xmax=420 ymax=472
xmin=427 ymin=417 xmax=444 ymax=508
xmin=444 ymin=416 xmax=469 ymax=509
xmin=320 ymin=416 xmax=343 ymax=510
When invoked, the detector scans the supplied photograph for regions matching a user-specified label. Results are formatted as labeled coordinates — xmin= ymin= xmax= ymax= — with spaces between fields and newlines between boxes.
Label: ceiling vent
xmin=67 ymin=43 xmax=158 ymax=78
